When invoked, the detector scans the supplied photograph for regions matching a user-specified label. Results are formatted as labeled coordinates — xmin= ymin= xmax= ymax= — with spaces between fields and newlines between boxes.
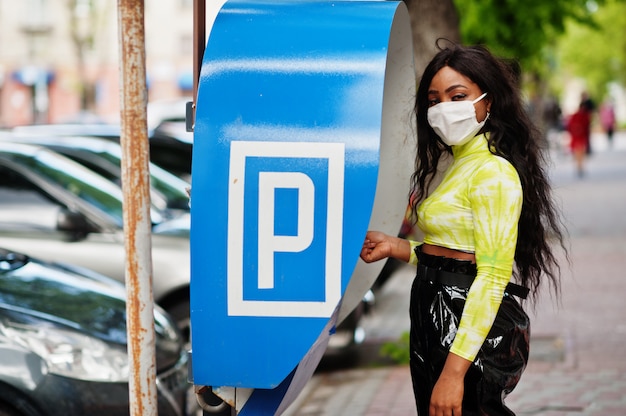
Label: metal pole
xmin=191 ymin=0 xmax=206 ymax=130
xmin=116 ymin=1 xmax=158 ymax=415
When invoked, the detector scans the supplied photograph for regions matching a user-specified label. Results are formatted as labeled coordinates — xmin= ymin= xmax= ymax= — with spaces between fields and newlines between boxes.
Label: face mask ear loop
xmin=472 ymin=92 xmax=488 ymax=104
xmin=475 ymin=93 xmax=489 ymax=124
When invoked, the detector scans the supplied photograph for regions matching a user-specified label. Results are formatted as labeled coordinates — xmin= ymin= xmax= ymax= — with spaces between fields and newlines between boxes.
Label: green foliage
xmin=451 ymin=0 xmax=626 ymax=103
xmin=454 ymin=0 xmax=598 ymax=70
xmin=556 ymin=0 xmax=626 ymax=99
xmin=379 ymin=331 xmax=411 ymax=365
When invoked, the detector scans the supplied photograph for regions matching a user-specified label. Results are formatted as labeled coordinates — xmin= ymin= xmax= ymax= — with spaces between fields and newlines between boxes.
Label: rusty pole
xmin=117 ymin=1 xmax=158 ymax=415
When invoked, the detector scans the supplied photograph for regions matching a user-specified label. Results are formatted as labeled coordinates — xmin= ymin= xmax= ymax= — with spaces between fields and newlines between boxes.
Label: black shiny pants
xmin=409 ymin=254 xmax=530 ymax=415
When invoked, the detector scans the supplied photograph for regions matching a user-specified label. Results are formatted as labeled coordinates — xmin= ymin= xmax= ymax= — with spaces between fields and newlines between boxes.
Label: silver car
xmin=0 ymin=140 xmax=370 ymax=360
xmin=0 ymin=246 xmax=193 ymax=416
xmin=0 ymin=141 xmax=192 ymax=340
xmin=3 ymin=133 xmax=191 ymax=212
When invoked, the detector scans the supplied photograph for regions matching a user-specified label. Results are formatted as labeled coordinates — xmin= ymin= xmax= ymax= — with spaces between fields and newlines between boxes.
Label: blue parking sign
xmin=228 ymin=141 xmax=345 ymax=316
xmin=190 ymin=0 xmax=415 ymax=411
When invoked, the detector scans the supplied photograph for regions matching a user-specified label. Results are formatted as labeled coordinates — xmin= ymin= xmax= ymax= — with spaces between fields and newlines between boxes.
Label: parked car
xmin=3 ymin=133 xmax=191 ymax=212
xmin=146 ymin=97 xmax=190 ymax=130
xmin=0 ymin=141 xmax=192 ymax=340
xmin=0 ymin=247 xmax=194 ymax=416
xmin=11 ymin=122 xmax=192 ymax=180
xmin=0 ymin=141 xmax=369 ymax=359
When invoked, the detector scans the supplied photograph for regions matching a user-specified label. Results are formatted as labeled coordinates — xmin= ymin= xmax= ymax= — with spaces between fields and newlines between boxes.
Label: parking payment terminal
xmin=190 ymin=0 xmax=415 ymax=413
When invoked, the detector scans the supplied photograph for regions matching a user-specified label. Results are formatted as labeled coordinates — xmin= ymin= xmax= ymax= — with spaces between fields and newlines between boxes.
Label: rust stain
xmin=118 ymin=0 xmax=157 ymax=414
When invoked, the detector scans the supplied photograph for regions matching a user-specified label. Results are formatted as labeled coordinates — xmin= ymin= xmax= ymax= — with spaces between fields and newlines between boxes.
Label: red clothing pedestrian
xmin=567 ymin=108 xmax=591 ymax=152
xmin=567 ymin=106 xmax=591 ymax=177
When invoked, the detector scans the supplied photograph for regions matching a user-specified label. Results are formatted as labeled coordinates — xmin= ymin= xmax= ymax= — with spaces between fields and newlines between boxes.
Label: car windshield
xmin=28 ymin=150 xmax=128 ymax=225
xmin=87 ymin=145 xmax=190 ymax=210
xmin=14 ymin=147 xmax=164 ymax=227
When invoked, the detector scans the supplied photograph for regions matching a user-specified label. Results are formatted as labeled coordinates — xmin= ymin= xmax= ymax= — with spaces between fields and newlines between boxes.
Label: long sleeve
xmin=448 ymin=157 xmax=522 ymax=361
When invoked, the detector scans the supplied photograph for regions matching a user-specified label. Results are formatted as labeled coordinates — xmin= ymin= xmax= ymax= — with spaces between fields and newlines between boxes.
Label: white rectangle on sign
xmin=227 ymin=141 xmax=345 ymax=318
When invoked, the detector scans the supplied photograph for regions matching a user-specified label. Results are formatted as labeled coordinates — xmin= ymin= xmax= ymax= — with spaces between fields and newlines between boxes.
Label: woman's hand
xmin=429 ymin=374 xmax=464 ymax=416
xmin=429 ymin=353 xmax=471 ymax=416
xmin=360 ymin=231 xmax=411 ymax=263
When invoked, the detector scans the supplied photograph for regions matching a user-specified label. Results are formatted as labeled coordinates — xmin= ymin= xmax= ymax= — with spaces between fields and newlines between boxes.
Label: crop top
xmin=408 ymin=133 xmax=523 ymax=362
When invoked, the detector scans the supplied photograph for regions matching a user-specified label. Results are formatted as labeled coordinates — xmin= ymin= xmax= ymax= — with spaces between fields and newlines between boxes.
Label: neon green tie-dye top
xmin=410 ymin=132 xmax=523 ymax=362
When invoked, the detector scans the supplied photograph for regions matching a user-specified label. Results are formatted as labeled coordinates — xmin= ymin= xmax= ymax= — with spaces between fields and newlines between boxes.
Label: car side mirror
xmin=56 ymin=208 xmax=96 ymax=240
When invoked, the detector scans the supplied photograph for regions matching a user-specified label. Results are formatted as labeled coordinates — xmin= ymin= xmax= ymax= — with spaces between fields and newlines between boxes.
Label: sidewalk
xmin=285 ymin=131 xmax=626 ymax=415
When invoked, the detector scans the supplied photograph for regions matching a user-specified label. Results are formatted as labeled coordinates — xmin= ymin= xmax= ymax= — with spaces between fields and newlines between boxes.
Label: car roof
xmin=3 ymin=133 xmax=190 ymax=208
xmin=8 ymin=123 xmax=193 ymax=179
xmin=2 ymin=133 xmax=121 ymax=153
xmin=0 ymin=140 xmax=53 ymax=156
xmin=12 ymin=123 xmax=125 ymax=139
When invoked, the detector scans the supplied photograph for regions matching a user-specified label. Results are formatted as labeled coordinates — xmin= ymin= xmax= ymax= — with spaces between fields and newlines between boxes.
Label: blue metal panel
xmin=190 ymin=0 xmax=413 ymax=393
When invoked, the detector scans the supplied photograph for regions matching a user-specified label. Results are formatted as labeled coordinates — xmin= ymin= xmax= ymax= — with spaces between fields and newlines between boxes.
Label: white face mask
xmin=427 ymin=92 xmax=489 ymax=146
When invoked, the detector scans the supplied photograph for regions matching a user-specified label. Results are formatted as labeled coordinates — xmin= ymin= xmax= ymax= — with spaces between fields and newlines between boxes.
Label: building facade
xmin=0 ymin=0 xmax=222 ymax=127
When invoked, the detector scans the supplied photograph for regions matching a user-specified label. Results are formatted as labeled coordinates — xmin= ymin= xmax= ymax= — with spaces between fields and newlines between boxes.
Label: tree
xmin=556 ymin=0 xmax=626 ymax=100
xmin=453 ymin=0 xmax=597 ymax=71
xmin=67 ymin=0 xmax=112 ymax=112
xmin=68 ymin=0 xmax=94 ymax=110
xmin=402 ymin=0 xmax=607 ymax=87
xmin=403 ymin=0 xmax=461 ymax=78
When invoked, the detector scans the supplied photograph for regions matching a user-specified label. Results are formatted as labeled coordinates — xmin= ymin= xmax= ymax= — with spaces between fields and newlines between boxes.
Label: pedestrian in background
xmin=360 ymin=43 xmax=567 ymax=416
xmin=542 ymin=96 xmax=565 ymax=152
xmin=600 ymin=100 xmax=616 ymax=147
xmin=580 ymin=92 xmax=596 ymax=155
xmin=566 ymin=101 xmax=592 ymax=177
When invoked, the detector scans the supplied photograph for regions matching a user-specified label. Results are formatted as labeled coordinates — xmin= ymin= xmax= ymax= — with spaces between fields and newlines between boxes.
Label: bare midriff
xmin=421 ymin=243 xmax=476 ymax=263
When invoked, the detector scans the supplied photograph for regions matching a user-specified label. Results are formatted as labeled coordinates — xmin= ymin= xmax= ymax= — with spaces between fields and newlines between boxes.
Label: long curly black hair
xmin=410 ymin=43 xmax=568 ymax=301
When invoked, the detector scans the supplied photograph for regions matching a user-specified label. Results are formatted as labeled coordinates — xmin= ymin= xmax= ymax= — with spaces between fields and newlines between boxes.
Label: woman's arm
xmin=431 ymin=159 xmax=522 ymax=416
xmin=360 ymin=231 xmax=413 ymax=263
xmin=429 ymin=353 xmax=471 ymax=416
xmin=449 ymin=159 xmax=522 ymax=362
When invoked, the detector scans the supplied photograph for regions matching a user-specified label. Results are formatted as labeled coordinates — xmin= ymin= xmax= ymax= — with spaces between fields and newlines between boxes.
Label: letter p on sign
xmin=258 ymin=171 xmax=314 ymax=289
xmin=227 ymin=141 xmax=344 ymax=318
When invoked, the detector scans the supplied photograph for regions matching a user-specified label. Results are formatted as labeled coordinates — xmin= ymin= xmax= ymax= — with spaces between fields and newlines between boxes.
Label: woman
xmin=361 ymin=43 xmax=567 ymax=415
